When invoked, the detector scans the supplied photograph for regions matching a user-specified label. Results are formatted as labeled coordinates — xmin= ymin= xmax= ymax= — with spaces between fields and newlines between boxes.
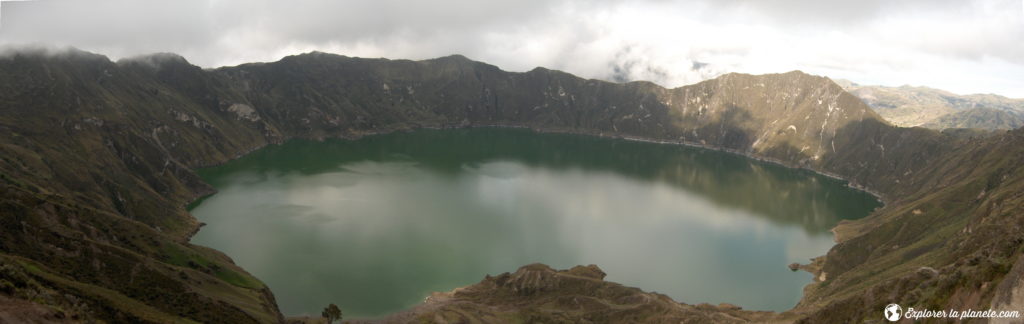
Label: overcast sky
xmin=1 ymin=0 xmax=1023 ymax=97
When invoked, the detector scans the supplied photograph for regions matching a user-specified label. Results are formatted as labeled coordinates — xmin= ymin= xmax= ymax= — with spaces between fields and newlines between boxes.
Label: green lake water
xmin=188 ymin=128 xmax=880 ymax=318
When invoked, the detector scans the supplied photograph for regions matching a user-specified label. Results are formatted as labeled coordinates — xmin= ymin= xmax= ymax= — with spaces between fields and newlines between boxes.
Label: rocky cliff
xmin=1 ymin=48 xmax=1022 ymax=323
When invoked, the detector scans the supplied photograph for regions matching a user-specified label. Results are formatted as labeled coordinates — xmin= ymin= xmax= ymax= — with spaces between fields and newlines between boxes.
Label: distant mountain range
xmin=1 ymin=49 xmax=1023 ymax=323
xmin=835 ymin=79 xmax=1024 ymax=130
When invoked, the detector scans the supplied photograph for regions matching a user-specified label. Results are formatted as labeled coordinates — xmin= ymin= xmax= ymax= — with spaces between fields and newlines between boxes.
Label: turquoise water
xmin=189 ymin=128 xmax=880 ymax=317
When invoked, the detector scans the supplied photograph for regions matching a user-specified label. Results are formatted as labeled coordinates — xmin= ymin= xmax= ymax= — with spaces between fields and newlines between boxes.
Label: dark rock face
xmin=0 ymin=49 xmax=1022 ymax=323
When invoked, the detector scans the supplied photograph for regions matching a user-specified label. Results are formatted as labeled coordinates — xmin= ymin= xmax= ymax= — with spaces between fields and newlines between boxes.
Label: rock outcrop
xmin=369 ymin=264 xmax=773 ymax=324
xmin=1 ymin=48 xmax=1022 ymax=323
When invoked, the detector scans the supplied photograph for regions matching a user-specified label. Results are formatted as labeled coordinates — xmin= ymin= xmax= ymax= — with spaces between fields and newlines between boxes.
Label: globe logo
xmin=884 ymin=304 xmax=903 ymax=321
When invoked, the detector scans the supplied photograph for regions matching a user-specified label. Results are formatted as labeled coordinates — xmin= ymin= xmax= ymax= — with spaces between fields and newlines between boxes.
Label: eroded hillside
xmin=1 ymin=49 xmax=1021 ymax=323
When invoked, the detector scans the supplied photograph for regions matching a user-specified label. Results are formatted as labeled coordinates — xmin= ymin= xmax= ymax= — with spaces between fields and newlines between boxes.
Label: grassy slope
xmin=0 ymin=50 xmax=281 ymax=323
xmin=1 ymin=49 xmax=1021 ymax=323
xmin=797 ymin=127 xmax=1024 ymax=322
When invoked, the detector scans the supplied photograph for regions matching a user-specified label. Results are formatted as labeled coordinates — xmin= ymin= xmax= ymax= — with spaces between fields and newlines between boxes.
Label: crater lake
xmin=188 ymin=128 xmax=881 ymax=318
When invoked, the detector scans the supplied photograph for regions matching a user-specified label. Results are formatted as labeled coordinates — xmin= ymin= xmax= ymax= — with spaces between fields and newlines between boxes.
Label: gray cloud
xmin=1 ymin=0 xmax=1023 ymax=97
xmin=1 ymin=0 xmax=215 ymax=52
xmin=705 ymin=0 xmax=970 ymax=25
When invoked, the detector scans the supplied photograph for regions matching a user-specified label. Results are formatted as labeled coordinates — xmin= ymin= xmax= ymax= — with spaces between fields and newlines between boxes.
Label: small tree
xmin=321 ymin=303 xmax=342 ymax=324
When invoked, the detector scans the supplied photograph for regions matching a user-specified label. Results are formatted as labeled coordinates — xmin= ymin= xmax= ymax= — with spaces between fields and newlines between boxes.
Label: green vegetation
xmin=0 ymin=48 xmax=1021 ymax=322
xmin=160 ymin=243 xmax=263 ymax=289
xmin=321 ymin=304 xmax=342 ymax=324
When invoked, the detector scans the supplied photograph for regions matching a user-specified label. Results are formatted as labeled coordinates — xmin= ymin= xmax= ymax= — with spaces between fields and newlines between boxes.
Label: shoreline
xmin=182 ymin=122 xmax=888 ymax=319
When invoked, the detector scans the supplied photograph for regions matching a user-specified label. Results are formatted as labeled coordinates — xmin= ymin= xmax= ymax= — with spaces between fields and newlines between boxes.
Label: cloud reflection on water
xmin=189 ymin=128 xmax=879 ymax=317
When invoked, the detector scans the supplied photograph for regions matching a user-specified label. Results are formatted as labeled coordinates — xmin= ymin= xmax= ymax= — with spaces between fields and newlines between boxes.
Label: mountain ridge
xmin=0 ymin=48 xmax=1021 ymax=323
xmin=837 ymin=79 xmax=1024 ymax=130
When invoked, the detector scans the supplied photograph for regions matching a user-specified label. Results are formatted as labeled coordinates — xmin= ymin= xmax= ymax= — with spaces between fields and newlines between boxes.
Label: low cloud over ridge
xmin=1 ymin=0 xmax=1022 ymax=97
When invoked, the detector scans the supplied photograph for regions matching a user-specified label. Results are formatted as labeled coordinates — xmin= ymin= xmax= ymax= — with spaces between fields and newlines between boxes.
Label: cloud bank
xmin=1 ymin=0 xmax=1023 ymax=97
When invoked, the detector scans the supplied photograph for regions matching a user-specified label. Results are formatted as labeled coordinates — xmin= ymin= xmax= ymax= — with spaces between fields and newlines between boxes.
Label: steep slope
xmin=217 ymin=54 xmax=939 ymax=201
xmin=0 ymin=49 xmax=1019 ymax=323
xmin=0 ymin=50 xmax=284 ymax=323
xmin=837 ymin=80 xmax=1024 ymax=129
xmin=799 ymin=126 xmax=1024 ymax=322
